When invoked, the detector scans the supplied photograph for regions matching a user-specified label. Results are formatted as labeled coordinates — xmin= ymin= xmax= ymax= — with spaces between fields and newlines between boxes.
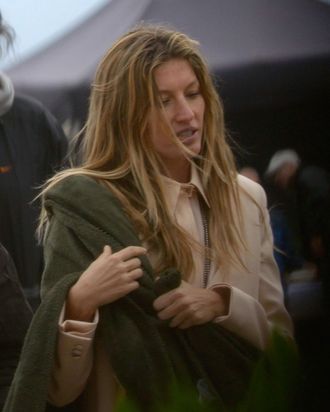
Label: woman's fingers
xmin=124 ymin=257 xmax=143 ymax=272
xmin=169 ymin=308 xmax=202 ymax=329
xmin=103 ymin=245 xmax=112 ymax=255
xmin=73 ymin=245 xmax=147 ymax=310
xmin=115 ymin=246 xmax=147 ymax=261
xmin=129 ymin=267 xmax=144 ymax=280
xmin=99 ymin=246 xmax=146 ymax=274
xmin=108 ymin=280 xmax=140 ymax=302
xmin=156 ymin=298 xmax=204 ymax=328
xmin=154 ymin=285 xmax=226 ymax=329
xmin=153 ymin=290 xmax=177 ymax=311
xmin=157 ymin=298 xmax=183 ymax=320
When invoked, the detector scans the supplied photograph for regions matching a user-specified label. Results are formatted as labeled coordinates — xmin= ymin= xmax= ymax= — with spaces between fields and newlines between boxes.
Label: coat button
xmin=182 ymin=184 xmax=195 ymax=197
xmin=71 ymin=344 xmax=83 ymax=358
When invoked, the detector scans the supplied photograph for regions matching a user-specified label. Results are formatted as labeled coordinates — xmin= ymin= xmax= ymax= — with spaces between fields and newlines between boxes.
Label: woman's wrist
xmin=210 ymin=286 xmax=230 ymax=317
xmin=65 ymin=283 xmax=97 ymax=322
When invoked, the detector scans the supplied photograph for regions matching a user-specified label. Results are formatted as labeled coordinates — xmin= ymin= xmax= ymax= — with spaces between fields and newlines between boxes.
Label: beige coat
xmin=48 ymin=172 xmax=293 ymax=411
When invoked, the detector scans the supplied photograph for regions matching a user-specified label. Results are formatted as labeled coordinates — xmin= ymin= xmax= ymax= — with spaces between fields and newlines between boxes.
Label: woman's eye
xmin=161 ymin=98 xmax=170 ymax=106
xmin=187 ymin=91 xmax=200 ymax=98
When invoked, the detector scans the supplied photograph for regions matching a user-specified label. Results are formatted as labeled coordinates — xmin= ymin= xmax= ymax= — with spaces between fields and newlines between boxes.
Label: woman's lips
xmin=177 ymin=127 xmax=197 ymax=137
xmin=176 ymin=128 xmax=198 ymax=143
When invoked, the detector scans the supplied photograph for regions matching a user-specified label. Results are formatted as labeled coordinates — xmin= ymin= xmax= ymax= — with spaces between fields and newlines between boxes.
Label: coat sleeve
xmin=47 ymin=306 xmax=98 ymax=407
xmin=257 ymin=186 xmax=294 ymax=340
xmin=40 ymin=216 xmax=98 ymax=407
xmin=212 ymin=182 xmax=294 ymax=349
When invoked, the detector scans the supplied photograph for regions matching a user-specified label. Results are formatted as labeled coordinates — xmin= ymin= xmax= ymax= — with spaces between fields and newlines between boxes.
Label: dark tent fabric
xmin=142 ymin=0 xmax=330 ymax=110
xmin=7 ymin=0 xmax=330 ymax=171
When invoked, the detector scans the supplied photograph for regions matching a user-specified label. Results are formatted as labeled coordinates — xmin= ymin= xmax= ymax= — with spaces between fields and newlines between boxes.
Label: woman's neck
xmin=164 ymin=161 xmax=191 ymax=183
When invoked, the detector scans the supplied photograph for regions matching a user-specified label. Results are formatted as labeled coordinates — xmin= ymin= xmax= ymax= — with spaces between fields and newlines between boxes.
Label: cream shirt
xmin=48 ymin=169 xmax=293 ymax=411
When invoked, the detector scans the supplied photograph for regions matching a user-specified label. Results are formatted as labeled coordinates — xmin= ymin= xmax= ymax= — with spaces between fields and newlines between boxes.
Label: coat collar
xmin=160 ymin=163 xmax=209 ymax=218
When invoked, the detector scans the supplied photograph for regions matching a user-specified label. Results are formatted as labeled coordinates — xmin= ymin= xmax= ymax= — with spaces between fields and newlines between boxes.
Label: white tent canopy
xmin=7 ymin=0 xmax=330 ymax=118
xmin=6 ymin=0 xmax=330 ymax=172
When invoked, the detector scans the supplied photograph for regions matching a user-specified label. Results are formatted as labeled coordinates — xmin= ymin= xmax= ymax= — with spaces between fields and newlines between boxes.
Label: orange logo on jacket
xmin=0 ymin=165 xmax=12 ymax=173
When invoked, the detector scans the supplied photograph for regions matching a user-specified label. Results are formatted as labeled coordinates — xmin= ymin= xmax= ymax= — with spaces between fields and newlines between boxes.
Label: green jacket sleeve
xmin=41 ymin=215 xmax=97 ymax=299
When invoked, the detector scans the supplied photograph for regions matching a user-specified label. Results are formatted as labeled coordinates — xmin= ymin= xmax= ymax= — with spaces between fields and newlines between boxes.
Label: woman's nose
xmin=174 ymin=99 xmax=194 ymax=122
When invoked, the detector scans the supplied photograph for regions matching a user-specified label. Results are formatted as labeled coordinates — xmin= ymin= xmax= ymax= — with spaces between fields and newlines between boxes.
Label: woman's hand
xmin=153 ymin=281 xmax=230 ymax=329
xmin=66 ymin=245 xmax=147 ymax=321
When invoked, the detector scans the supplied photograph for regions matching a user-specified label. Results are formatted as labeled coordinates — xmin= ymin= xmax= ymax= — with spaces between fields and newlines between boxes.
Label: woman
xmin=4 ymin=25 xmax=293 ymax=412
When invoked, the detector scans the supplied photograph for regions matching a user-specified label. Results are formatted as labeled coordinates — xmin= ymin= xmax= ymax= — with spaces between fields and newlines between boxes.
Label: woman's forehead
xmin=153 ymin=59 xmax=198 ymax=92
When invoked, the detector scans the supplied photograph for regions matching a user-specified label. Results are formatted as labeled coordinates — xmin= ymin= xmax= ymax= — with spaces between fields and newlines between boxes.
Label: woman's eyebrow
xmin=158 ymin=80 xmax=200 ymax=94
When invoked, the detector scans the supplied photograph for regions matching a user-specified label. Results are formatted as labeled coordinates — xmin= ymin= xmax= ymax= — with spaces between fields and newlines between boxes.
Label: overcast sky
xmin=0 ymin=0 xmax=108 ymax=69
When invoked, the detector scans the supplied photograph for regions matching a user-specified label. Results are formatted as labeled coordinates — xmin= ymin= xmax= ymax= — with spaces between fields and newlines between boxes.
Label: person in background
xmin=263 ymin=149 xmax=330 ymax=310
xmin=0 ymin=12 xmax=68 ymax=310
xmin=0 ymin=242 xmax=32 ymax=410
xmin=263 ymin=150 xmax=305 ymax=296
xmin=297 ymin=164 xmax=330 ymax=315
xmin=4 ymin=25 xmax=293 ymax=412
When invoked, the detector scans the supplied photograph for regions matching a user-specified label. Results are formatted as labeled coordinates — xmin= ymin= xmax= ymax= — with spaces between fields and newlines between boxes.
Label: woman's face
xmin=148 ymin=58 xmax=205 ymax=180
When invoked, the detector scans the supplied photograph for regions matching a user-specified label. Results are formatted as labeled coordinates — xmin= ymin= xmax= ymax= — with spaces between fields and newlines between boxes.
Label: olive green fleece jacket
xmin=3 ymin=175 xmax=260 ymax=412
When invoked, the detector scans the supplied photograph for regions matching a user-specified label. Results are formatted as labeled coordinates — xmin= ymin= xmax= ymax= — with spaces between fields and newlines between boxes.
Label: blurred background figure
xmin=263 ymin=150 xmax=304 ymax=292
xmin=296 ymin=163 xmax=330 ymax=317
xmin=0 ymin=242 xmax=32 ymax=410
xmin=263 ymin=148 xmax=330 ymax=314
xmin=263 ymin=148 xmax=330 ymax=412
xmin=0 ymin=11 xmax=68 ymax=310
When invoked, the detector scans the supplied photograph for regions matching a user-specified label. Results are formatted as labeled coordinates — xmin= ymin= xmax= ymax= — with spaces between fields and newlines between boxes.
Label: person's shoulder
xmin=237 ymin=173 xmax=264 ymax=194
xmin=12 ymin=93 xmax=50 ymax=115
xmin=46 ymin=174 xmax=116 ymax=210
xmin=11 ymin=94 xmax=67 ymax=146
xmin=11 ymin=93 xmax=63 ymax=128
xmin=44 ymin=174 xmax=124 ymax=228
xmin=47 ymin=174 xmax=98 ymax=198
xmin=237 ymin=174 xmax=266 ymax=205
xmin=44 ymin=174 xmax=100 ymax=218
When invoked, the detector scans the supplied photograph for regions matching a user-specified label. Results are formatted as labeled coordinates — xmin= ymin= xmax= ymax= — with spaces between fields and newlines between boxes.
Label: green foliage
xmin=115 ymin=383 xmax=218 ymax=412
xmin=115 ymin=397 xmax=140 ymax=412
xmin=235 ymin=330 xmax=300 ymax=412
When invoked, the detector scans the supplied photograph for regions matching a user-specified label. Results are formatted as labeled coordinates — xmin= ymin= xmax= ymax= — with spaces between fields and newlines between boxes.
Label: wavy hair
xmin=0 ymin=12 xmax=15 ymax=56
xmin=39 ymin=24 xmax=246 ymax=278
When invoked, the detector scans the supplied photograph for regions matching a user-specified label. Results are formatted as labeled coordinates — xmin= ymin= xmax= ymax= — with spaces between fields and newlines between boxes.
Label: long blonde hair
xmin=40 ymin=24 xmax=245 ymax=277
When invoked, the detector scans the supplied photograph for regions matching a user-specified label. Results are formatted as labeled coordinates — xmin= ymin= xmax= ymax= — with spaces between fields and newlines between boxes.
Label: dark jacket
xmin=0 ymin=243 xmax=33 ymax=410
xmin=0 ymin=94 xmax=67 ymax=307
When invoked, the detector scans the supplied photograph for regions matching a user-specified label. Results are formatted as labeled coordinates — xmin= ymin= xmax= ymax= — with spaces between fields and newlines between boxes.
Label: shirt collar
xmin=161 ymin=163 xmax=210 ymax=216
